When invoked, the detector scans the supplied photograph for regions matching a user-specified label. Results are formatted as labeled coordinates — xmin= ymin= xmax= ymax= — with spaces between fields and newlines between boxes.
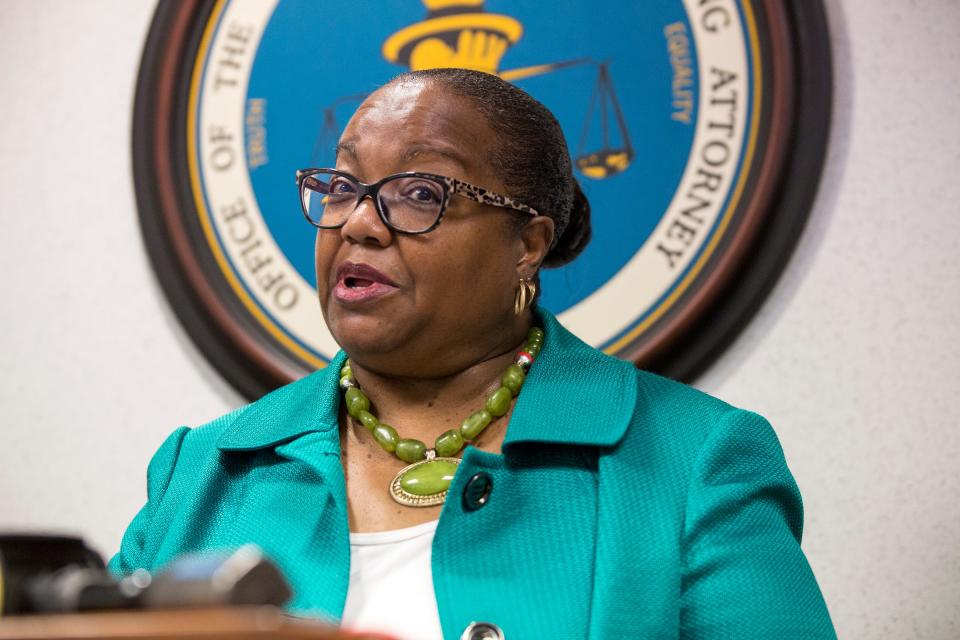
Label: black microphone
xmin=0 ymin=534 xmax=291 ymax=615
xmin=0 ymin=534 xmax=106 ymax=615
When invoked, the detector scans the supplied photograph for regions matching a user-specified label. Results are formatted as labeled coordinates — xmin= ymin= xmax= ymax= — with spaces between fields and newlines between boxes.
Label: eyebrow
xmin=335 ymin=141 xmax=358 ymax=161
xmin=334 ymin=140 xmax=469 ymax=171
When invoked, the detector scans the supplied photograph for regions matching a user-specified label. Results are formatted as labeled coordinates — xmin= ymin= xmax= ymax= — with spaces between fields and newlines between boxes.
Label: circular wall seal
xmin=133 ymin=0 xmax=832 ymax=399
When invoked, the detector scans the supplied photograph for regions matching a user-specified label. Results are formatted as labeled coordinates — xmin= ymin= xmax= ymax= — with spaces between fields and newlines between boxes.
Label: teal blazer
xmin=110 ymin=309 xmax=835 ymax=638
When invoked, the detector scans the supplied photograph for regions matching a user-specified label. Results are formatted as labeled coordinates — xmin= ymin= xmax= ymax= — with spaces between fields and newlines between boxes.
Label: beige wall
xmin=0 ymin=1 xmax=957 ymax=637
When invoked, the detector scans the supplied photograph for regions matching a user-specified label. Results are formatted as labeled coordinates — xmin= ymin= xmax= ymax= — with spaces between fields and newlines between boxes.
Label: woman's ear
xmin=517 ymin=216 xmax=555 ymax=274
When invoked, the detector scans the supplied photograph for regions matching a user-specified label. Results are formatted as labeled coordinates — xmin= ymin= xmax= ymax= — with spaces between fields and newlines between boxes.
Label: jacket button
xmin=462 ymin=472 xmax=493 ymax=511
xmin=461 ymin=621 xmax=504 ymax=640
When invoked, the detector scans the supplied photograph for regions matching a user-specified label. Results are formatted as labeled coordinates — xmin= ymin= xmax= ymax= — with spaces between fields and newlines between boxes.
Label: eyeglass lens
xmin=301 ymin=171 xmax=445 ymax=233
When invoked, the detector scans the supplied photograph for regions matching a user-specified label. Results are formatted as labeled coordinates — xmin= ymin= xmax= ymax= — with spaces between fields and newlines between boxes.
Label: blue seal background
xmin=245 ymin=0 xmax=698 ymax=331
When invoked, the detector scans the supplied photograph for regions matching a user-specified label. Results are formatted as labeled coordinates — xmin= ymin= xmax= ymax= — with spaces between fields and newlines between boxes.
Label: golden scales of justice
xmin=315 ymin=0 xmax=634 ymax=180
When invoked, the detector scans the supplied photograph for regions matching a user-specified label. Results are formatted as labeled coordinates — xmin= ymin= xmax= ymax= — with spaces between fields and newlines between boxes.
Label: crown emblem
xmin=382 ymin=0 xmax=522 ymax=75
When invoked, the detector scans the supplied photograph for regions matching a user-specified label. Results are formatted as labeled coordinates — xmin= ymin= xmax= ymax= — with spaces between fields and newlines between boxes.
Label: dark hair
xmin=385 ymin=68 xmax=591 ymax=268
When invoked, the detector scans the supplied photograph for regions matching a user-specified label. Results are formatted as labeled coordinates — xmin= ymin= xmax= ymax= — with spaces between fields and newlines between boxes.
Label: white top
xmin=341 ymin=520 xmax=444 ymax=640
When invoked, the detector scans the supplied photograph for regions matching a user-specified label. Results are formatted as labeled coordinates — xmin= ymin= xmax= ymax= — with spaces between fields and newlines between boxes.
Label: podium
xmin=0 ymin=607 xmax=392 ymax=640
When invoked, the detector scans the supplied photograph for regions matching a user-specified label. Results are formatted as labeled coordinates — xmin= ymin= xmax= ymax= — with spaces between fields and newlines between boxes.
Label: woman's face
xmin=315 ymin=81 xmax=536 ymax=376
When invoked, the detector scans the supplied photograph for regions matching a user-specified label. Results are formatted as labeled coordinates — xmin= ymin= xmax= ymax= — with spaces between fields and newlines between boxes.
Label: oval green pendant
xmin=390 ymin=457 xmax=460 ymax=507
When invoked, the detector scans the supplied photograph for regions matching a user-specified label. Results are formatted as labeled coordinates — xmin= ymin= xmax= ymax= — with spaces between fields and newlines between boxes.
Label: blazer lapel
xmin=211 ymin=353 xmax=352 ymax=618
xmin=434 ymin=309 xmax=639 ymax=636
xmin=503 ymin=307 xmax=637 ymax=451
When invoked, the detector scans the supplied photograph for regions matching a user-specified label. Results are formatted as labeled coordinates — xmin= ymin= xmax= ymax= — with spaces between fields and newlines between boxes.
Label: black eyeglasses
xmin=296 ymin=168 xmax=540 ymax=234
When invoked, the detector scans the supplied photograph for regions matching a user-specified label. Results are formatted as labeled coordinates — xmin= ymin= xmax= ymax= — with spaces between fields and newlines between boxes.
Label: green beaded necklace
xmin=339 ymin=326 xmax=544 ymax=507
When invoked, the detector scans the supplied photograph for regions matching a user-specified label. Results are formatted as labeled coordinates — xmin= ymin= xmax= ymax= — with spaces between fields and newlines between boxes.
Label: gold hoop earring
xmin=514 ymin=277 xmax=537 ymax=315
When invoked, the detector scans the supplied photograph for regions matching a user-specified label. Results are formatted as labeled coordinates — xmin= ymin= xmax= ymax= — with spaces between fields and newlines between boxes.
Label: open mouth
xmin=334 ymin=262 xmax=398 ymax=303
xmin=344 ymin=276 xmax=375 ymax=289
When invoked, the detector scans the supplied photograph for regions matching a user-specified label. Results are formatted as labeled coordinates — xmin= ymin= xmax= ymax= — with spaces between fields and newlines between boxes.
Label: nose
xmin=340 ymin=194 xmax=392 ymax=247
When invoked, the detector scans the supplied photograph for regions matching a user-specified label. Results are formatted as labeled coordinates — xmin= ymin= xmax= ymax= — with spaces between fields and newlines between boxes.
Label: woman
xmin=111 ymin=69 xmax=835 ymax=639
